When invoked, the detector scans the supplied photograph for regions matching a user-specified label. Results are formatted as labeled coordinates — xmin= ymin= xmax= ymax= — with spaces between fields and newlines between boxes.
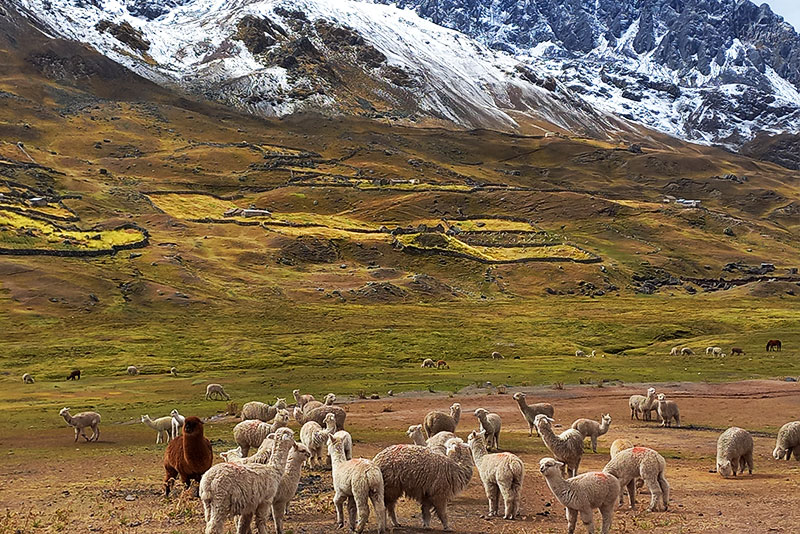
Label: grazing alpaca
xmin=436 ymin=360 xmax=449 ymax=369
xmin=67 ymin=369 xmax=81 ymax=380
xmin=163 ymin=416 xmax=213 ymax=496
xmin=766 ymin=339 xmax=782 ymax=351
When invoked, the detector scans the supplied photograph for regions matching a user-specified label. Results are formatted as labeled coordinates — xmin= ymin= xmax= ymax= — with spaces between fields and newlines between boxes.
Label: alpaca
xmin=141 ymin=414 xmax=173 ymax=444
xmin=374 ymin=439 xmax=473 ymax=531
xmin=534 ymin=414 xmax=584 ymax=477
xmin=200 ymin=432 xmax=294 ymax=534
xmin=163 ymin=416 xmax=213 ymax=496
xmin=205 ymin=383 xmax=230 ymax=400
xmin=329 ymin=434 xmax=387 ymax=534
xmin=467 ymin=430 xmax=524 ymax=519
xmin=422 ymin=403 xmax=461 ymax=438
xmin=512 ymin=392 xmax=554 ymax=437
xmin=59 ymin=408 xmax=100 ymax=442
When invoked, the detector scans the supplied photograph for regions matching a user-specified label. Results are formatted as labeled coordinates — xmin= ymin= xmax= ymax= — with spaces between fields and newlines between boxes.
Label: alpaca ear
xmin=547 ymin=416 xmax=555 ymax=422
xmin=556 ymin=460 xmax=565 ymax=468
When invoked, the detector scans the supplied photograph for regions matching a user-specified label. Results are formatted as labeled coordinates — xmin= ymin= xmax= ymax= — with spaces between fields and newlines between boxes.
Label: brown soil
xmin=1 ymin=380 xmax=799 ymax=533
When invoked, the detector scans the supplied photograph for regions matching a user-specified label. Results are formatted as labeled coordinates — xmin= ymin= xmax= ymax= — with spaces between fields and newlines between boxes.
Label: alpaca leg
xmin=644 ymin=475 xmax=662 ymax=512
xmin=272 ymin=502 xmax=286 ymax=534
xmin=566 ymin=508 xmax=578 ymax=534
xmin=74 ymin=427 xmax=79 ymax=442
xmin=498 ymin=482 xmax=514 ymax=519
xmin=255 ymin=502 xmax=271 ymax=534
xmin=600 ymin=503 xmax=615 ymax=534
xmin=369 ymin=490 xmax=387 ymax=534
xmin=354 ymin=492 xmax=370 ymax=534
xmin=420 ymin=498 xmax=433 ymax=529
xmin=626 ymin=480 xmax=636 ymax=509
xmin=385 ymin=497 xmax=400 ymax=528
xmin=346 ymin=496 xmax=358 ymax=532
xmin=591 ymin=436 xmax=598 ymax=453
xmin=432 ymin=498 xmax=450 ymax=531
xmin=333 ymin=492 xmax=347 ymax=528
xmin=484 ymin=482 xmax=499 ymax=516
xmin=746 ymin=451 xmax=754 ymax=474
xmin=93 ymin=425 xmax=100 ymax=441
xmin=236 ymin=512 xmax=253 ymax=534
xmin=205 ymin=509 xmax=225 ymax=534
xmin=658 ymin=473 xmax=670 ymax=510
xmin=579 ymin=509 xmax=595 ymax=534
xmin=731 ymin=457 xmax=739 ymax=476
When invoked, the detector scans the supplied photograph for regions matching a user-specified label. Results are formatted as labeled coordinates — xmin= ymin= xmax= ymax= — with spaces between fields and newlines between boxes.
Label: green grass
xmin=0 ymin=211 xmax=145 ymax=250
xmin=2 ymin=295 xmax=799 ymax=428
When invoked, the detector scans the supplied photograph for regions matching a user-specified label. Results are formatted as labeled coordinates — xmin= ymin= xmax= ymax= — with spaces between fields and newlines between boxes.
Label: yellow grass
xmin=0 ymin=211 xmax=145 ymax=250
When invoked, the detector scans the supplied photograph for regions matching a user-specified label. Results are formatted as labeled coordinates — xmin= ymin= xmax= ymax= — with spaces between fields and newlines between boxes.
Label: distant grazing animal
xmin=575 ymin=350 xmax=585 ymax=357
xmin=491 ymin=351 xmax=504 ymax=359
xmin=766 ymin=339 xmax=782 ymax=352
xmin=512 ymin=392 xmax=554 ymax=437
xmin=436 ymin=359 xmax=449 ymax=369
xmin=680 ymin=347 xmax=694 ymax=356
xmin=59 ymin=407 xmax=100 ymax=442
xmin=170 ymin=367 xmax=178 ymax=376
xmin=205 ymin=383 xmax=230 ymax=400
xmin=163 ymin=416 xmax=212 ymax=496
xmin=171 ymin=409 xmax=185 ymax=439
xmin=669 ymin=346 xmax=679 ymax=356
xmin=67 ymin=369 xmax=81 ymax=380
xmin=730 ymin=347 xmax=745 ymax=356
xmin=127 ymin=365 xmax=139 ymax=376
xmin=421 ymin=358 xmax=435 ymax=368
xmin=22 ymin=373 xmax=34 ymax=384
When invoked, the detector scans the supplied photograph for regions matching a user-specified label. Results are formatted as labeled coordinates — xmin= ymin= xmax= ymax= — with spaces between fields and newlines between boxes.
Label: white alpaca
xmin=200 ymin=432 xmax=294 ymax=534
xmin=468 ymin=430 xmax=524 ymax=519
xmin=170 ymin=409 xmax=185 ymax=439
xmin=59 ymin=408 xmax=100 ymax=442
xmin=328 ymin=434 xmax=388 ymax=533
xmin=141 ymin=414 xmax=173 ymax=444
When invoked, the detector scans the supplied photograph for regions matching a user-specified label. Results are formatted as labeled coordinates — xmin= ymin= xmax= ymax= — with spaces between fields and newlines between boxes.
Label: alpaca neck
xmin=543 ymin=472 xmax=570 ymax=505
xmin=410 ymin=431 xmax=426 ymax=445
xmin=325 ymin=419 xmax=336 ymax=433
xmin=183 ymin=431 xmax=206 ymax=461
xmin=599 ymin=419 xmax=610 ymax=434
xmin=330 ymin=444 xmax=348 ymax=467
xmin=469 ymin=439 xmax=488 ymax=466
xmin=269 ymin=441 xmax=292 ymax=470
xmin=312 ymin=429 xmax=330 ymax=448
xmin=62 ymin=413 xmax=73 ymax=425
xmin=286 ymin=451 xmax=306 ymax=478
xmin=538 ymin=424 xmax=559 ymax=447
xmin=451 ymin=409 xmax=461 ymax=425
xmin=515 ymin=397 xmax=527 ymax=410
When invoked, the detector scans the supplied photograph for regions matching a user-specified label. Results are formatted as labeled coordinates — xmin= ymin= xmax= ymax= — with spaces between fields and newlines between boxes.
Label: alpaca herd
xmin=48 ymin=377 xmax=800 ymax=534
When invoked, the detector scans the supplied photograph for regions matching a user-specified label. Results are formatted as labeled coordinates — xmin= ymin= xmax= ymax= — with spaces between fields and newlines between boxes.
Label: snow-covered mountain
xmin=374 ymin=0 xmax=800 ymax=147
xmin=6 ymin=0 xmax=629 ymax=137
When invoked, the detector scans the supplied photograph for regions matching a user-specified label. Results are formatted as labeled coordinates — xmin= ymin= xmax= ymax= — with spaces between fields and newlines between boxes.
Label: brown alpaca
xmin=436 ymin=360 xmax=449 ymax=369
xmin=67 ymin=369 xmax=81 ymax=380
xmin=163 ymin=416 xmax=212 ymax=495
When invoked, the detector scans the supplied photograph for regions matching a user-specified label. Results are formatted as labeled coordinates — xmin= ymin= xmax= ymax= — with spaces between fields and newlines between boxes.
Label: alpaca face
xmin=539 ymin=457 xmax=564 ymax=474
xmin=717 ymin=460 xmax=733 ymax=477
xmin=183 ymin=416 xmax=203 ymax=435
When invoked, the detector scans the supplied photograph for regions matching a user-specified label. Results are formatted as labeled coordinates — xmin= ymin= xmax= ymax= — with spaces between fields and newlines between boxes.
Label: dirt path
xmin=1 ymin=380 xmax=799 ymax=533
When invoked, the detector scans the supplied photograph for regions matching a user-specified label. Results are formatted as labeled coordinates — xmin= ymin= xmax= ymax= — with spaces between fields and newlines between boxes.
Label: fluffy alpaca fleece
xmin=422 ymin=403 xmax=461 ymax=438
xmin=539 ymin=458 xmax=619 ymax=534
xmin=534 ymin=414 xmax=584 ymax=477
xmin=234 ymin=419 xmax=277 ymax=457
xmin=296 ymin=404 xmax=347 ymax=430
xmin=571 ymin=414 xmax=612 ymax=453
xmin=293 ymin=389 xmax=316 ymax=409
xmin=163 ymin=416 xmax=213 ymax=496
xmin=512 ymin=392 xmax=554 ymax=437
xmin=603 ymin=446 xmax=670 ymax=511
xmin=328 ymin=434 xmax=388 ymax=534
xmin=373 ymin=438 xmax=473 ymax=530
xmin=141 ymin=414 xmax=173 ymax=444
xmin=772 ymin=421 xmax=800 ymax=460
xmin=59 ymin=408 xmax=100 ymax=442
xmin=467 ymin=430 xmax=524 ymax=519
xmin=324 ymin=413 xmax=352 ymax=460
xmin=240 ymin=398 xmax=287 ymax=422
xmin=405 ymin=424 xmax=457 ymax=455
xmin=300 ymin=420 xmax=331 ymax=468
xmin=610 ymin=439 xmax=634 ymax=459
xmin=474 ymin=408 xmax=502 ymax=451
xmin=200 ymin=432 xmax=294 ymax=534
xmin=716 ymin=427 xmax=754 ymax=478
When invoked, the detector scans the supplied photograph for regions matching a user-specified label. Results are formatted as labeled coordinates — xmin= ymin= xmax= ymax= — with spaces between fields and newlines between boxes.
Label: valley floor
xmin=1 ymin=380 xmax=798 ymax=533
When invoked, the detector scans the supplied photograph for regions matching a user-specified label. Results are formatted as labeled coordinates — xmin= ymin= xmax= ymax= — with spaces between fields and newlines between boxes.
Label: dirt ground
xmin=1 ymin=380 xmax=799 ymax=534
